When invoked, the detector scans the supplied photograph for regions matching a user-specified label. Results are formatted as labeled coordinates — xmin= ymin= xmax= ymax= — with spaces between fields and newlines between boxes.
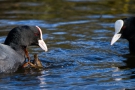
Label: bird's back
xmin=0 ymin=44 xmax=25 ymax=73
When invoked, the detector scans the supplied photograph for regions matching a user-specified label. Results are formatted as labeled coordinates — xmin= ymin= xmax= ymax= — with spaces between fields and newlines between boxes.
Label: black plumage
xmin=0 ymin=25 xmax=47 ymax=73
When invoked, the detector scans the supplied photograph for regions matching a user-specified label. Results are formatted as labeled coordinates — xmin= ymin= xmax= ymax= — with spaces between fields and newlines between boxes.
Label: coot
xmin=111 ymin=17 xmax=135 ymax=53
xmin=0 ymin=25 xmax=47 ymax=73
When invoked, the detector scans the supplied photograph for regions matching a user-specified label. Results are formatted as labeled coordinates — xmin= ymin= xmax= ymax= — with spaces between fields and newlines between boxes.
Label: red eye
xmin=122 ymin=26 xmax=126 ymax=30
xmin=34 ymin=33 xmax=39 ymax=36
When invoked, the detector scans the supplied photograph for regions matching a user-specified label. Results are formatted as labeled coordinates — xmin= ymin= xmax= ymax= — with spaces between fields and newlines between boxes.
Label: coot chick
xmin=33 ymin=54 xmax=43 ymax=68
xmin=111 ymin=17 xmax=135 ymax=53
xmin=23 ymin=54 xmax=43 ymax=69
xmin=0 ymin=25 xmax=47 ymax=73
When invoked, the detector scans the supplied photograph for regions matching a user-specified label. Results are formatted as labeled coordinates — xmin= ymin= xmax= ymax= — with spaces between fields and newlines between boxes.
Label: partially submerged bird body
xmin=0 ymin=44 xmax=24 ymax=73
xmin=111 ymin=17 xmax=135 ymax=53
xmin=0 ymin=25 xmax=47 ymax=73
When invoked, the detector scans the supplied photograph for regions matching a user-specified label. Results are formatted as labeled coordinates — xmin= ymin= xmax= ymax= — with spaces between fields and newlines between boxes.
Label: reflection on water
xmin=0 ymin=0 xmax=135 ymax=90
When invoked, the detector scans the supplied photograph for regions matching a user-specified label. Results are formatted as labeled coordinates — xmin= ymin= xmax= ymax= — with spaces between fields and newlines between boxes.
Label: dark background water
xmin=0 ymin=0 xmax=135 ymax=90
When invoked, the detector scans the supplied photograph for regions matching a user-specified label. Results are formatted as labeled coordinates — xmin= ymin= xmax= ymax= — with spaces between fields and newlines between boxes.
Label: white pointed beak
xmin=36 ymin=26 xmax=48 ymax=52
xmin=38 ymin=39 xmax=48 ymax=52
xmin=111 ymin=34 xmax=121 ymax=45
xmin=111 ymin=20 xmax=124 ymax=45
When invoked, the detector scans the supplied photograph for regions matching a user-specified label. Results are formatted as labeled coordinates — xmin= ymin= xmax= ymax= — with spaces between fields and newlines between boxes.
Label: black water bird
xmin=0 ymin=25 xmax=47 ymax=73
xmin=111 ymin=17 xmax=135 ymax=53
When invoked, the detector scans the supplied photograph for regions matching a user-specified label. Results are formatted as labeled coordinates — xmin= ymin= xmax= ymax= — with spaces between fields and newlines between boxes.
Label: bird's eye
xmin=122 ymin=26 xmax=126 ymax=30
xmin=34 ymin=33 xmax=39 ymax=36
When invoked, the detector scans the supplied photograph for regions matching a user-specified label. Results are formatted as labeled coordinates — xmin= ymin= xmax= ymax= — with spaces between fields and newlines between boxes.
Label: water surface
xmin=0 ymin=0 xmax=135 ymax=90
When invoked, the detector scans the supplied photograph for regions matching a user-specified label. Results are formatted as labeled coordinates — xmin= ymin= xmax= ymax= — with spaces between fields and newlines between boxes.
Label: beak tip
xmin=38 ymin=40 xmax=48 ymax=52
xmin=110 ymin=33 xmax=121 ymax=46
xmin=43 ymin=47 xmax=48 ymax=52
xmin=110 ymin=42 xmax=113 ymax=45
xmin=45 ymin=49 xmax=48 ymax=52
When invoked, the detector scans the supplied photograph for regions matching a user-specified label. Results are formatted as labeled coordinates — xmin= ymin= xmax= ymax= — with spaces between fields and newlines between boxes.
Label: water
xmin=0 ymin=0 xmax=135 ymax=90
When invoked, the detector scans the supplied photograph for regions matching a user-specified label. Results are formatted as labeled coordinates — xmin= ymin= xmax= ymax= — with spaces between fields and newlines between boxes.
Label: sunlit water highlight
xmin=0 ymin=0 xmax=135 ymax=90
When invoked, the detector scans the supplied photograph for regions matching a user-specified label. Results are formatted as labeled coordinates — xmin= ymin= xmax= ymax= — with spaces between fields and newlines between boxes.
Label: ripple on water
xmin=0 ymin=0 xmax=135 ymax=90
